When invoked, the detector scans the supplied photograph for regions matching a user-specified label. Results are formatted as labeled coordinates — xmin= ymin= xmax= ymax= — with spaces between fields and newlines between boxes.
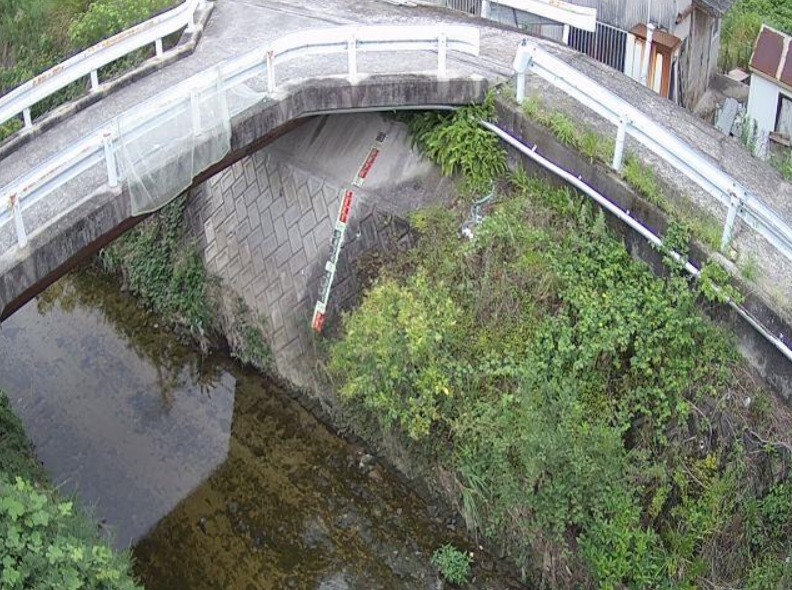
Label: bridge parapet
xmin=0 ymin=24 xmax=482 ymax=258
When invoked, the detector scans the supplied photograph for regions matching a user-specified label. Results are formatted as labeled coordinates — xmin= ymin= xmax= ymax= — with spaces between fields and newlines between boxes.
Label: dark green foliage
xmin=431 ymin=544 xmax=472 ymax=584
xmin=0 ymin=393 xmax=43 ymax=484
xmin=100 ymin=195 xmax=218 ymax=350
xmin=408 ymin=93 xmax=507 ymax=194
xmin=0 ymin=476 xmax=142 ymax=590
xmin=721 ymin=0 xmax=792 ymax=72
xmin=0 ymin=0 xmax=174 ymax=140
xmin=329 ymin=130 xmax=791 ymax=587
xmin=0 ymin=391 xmax=142 ymax=589
xmin=227 ymin=298 xmax=273 ymax=372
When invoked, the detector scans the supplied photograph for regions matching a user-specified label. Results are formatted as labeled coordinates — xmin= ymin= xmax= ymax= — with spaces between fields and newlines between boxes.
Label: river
xmin=0 ymin=269 xmax=519 ymax=589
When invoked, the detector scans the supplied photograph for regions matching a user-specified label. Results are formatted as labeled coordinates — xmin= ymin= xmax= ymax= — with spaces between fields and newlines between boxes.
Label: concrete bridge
xmin=2 ymin=0 xmax=792 ymax=395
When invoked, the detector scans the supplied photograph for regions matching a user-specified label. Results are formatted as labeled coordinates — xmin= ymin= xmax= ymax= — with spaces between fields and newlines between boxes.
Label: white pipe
xmin=480 ymin=120 xmax=792 ymax=363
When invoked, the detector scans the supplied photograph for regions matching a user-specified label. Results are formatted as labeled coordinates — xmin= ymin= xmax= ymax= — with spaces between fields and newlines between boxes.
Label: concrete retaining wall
xmin=185 ymin=113 xmax=449 ymax=397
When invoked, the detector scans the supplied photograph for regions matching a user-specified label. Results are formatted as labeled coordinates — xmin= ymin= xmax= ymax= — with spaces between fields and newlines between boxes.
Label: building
xmin=448 ymin=0 xmax=734 ymax=108
xmin=747 ymin=25 xmax=792 ymax=157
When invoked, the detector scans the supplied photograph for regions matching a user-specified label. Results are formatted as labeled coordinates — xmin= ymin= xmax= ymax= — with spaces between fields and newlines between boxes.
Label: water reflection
xmin=0 ymin=269 xmax=520 ymax=589
xmin=0 ymin=270 xmax=234 ymax=547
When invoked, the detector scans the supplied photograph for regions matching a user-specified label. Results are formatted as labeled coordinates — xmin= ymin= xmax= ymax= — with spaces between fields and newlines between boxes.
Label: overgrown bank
xmin=721 ymin=0 xmax=792 ymax=73
xmin=0 ymin=391 xmax=143 ymax=589
xmin=99 ymin=194 xmax=272 ymax=370
xmin=1 ymin=0 xmax=178 ymax=139
xmin=326 ymin=102 xmax=792 ymax=588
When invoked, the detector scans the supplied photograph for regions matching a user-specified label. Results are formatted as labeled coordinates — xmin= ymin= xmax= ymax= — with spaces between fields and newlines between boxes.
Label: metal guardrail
xmin=0 ymin=24 xmax=480 ymax=251
xmin=0 ymin=0 xmax=207 ymax=130
xmin=513 ymin=39 xmax=792 ymax=263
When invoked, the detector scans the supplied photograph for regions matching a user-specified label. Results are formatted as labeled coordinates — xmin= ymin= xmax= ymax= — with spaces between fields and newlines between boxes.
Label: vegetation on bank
xmin=0 ymin=0 xmax=177 ymax=139
xmin=519 ymin=93 xmax=724 ymax=252
xmin=0 ymin=391 xmax=143 ymax=589
xmin=100 ymin=194 xmax=272 ymax=369
xmin=328 ymin=102 xmax=792 ymax=588
xmin=721 ymin=0 xmax=792 ymax=72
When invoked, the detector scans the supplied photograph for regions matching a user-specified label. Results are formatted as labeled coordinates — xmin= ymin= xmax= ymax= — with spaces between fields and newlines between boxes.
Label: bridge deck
xmin=1 ymin=0 xmax=791 ymax=313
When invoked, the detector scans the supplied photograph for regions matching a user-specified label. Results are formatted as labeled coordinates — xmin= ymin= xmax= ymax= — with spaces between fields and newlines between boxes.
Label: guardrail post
xmin=90 ymin=70 xmax=100 ymax=92
xmin=612 ymin=115 xmax=629 ymax=172
xmin=10 ymin=195 xmax=28 ymax=249
xmin=481 ymin=0 xmax=491 ymax=19
xmin=22 ymin=108 xmax=32 ymax=129
xmin=266 ymin=50 xmax=276 ymax=93
xmin=102 ymin=130 xmax=118 ymax=188
xmin=190 ymin=90 xmax=202 ymax=135
xmin=721 ymin=190 xmax=743 ymax=251
xmin=155 ymin=38 xmax=164 ymax=58
xmin=347 ymin=33 xmax=358 ymax=84
xmin=438 ymin=31 xmax=448 ymax=78
xmin=515 ymin=71 xmax=526 ymax=103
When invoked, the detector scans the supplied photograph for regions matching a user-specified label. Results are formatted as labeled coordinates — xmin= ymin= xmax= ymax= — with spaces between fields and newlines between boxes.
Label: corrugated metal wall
xmin=566 ymin=0 xmax=680 ymax=32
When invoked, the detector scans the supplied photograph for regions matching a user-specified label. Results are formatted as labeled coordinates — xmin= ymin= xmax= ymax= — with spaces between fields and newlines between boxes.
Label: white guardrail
xmin=513 ymin=39 xmax=792 ymax=263
xmin=0 ymin=0 xmax=207 ymax=131
xmin=0 ymin=24 xmax=480 ymax=250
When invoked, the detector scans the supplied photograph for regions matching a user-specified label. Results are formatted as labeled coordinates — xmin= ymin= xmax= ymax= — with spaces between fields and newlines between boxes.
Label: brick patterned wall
xmin=185 ymin=141 xmax=419 ymax=397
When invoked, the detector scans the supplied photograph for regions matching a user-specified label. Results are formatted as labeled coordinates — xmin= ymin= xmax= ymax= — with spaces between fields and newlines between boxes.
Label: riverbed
xmin=0 ymin=269 xmax=519 ymax=589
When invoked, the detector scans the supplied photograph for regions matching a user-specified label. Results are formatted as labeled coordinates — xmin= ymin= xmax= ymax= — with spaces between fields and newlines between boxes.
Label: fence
xmin=0 ymin=0 xmax=207 ymax=131
xmin=0 ymin=24 xmax=480 ymax=251
xmin=513 ymin=39 xmax=792 ymax=263
xmin=568 ymin=21 xmax=628 ymax=73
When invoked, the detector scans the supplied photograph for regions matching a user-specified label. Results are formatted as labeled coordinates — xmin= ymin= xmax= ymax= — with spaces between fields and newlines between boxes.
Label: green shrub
xmin=68 ymin=0 xmax=173 ymax=49
xmin=100 ymin=195 xmax=218 ymax=350
xmin=227 ymin=298 xmax=272 ymax=371
xmin=622 ymin=155 xmax=663 ymax=205
xmin=0 ymin=475 xmax=142 ymax=590
xmin=409 ymin=93 xmax=507 ymax=194
xmin=330 ymin=273 xmax=460 ymax=440
xmin=720 ymin=0 xmax=789 ymax=72
xmin=329 ymin=167 xmax=770 ymax=587
xmin=431 ymin=544 xmax=472 ymax=585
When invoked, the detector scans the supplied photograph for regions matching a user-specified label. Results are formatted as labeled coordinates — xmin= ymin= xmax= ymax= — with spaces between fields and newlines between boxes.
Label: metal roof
xmin=750 ymin=25 xmax=792 ymax=89
xmin=693 ymin=0 xmax=737 ymax=17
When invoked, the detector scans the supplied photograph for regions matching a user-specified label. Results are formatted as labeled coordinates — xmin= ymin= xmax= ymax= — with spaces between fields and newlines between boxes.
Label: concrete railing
xmin=0 ymin=24 xmax=480 ymax=252
xmin=0 ymin=0 xmax=207 ymax=131
xmin=513 ymin=39 xmax=792 ymax=264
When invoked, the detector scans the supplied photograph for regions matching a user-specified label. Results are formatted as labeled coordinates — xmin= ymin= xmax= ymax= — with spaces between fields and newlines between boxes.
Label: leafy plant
xmin=622 ymin=155 xmax=663 ymax=206
xmin=227 ymin=297 xmax=272 ymax=371
xmin=409 ymin=94 xmax=506 ymax=194
xmin=0 ymin=475 xmax=142 ymax=590
xmin=548 ymin=111 xmax=580 ymax=148
xmin=100 ymin=194 xmax=219 ymax=351
xmin=329 ymin=161 xmax=779 ymax=588
xmin=699 ymin=260 xmax=743 ymax=304
xmin=330 ymin=273 xmax=460 ymax=440
xmin=431 ymin=544 xmax=472 ymax=585
xmin=720 ymin=0 xmax=790 ymax=72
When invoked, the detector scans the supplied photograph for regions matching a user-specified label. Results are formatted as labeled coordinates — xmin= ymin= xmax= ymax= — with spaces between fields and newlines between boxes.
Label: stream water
xmin=0 ymin=270 xmax=519 ymax=590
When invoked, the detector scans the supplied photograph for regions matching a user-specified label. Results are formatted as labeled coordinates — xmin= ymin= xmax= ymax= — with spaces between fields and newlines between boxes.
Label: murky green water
xmin=0 ymin=270 xmax=519 ymax=590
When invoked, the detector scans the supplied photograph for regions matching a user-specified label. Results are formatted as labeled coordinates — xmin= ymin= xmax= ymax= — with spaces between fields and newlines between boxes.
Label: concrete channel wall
xmin=185 ymin=112 xmax=452 ymax=395
xmin=188 ymin=100 xmax=792 ymax=408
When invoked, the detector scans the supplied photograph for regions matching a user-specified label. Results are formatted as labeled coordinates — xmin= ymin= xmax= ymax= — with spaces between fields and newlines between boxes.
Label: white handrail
xmin=513 ymin=39 xmax=792 ymax=264
xmin=0 ymin=24 xmax=480 ymax=250
xmin=0 ymin=0 xmax=205 ymax=130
